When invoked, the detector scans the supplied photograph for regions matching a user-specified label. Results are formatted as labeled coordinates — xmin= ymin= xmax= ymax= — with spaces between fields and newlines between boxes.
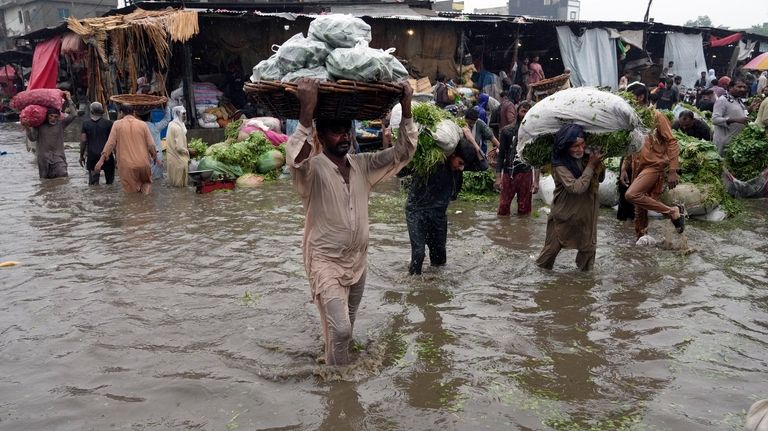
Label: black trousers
xmin=87 ymin=155 xmax=115 ymax=185
xmin=406 ymin=206 xmax=448 ymax=275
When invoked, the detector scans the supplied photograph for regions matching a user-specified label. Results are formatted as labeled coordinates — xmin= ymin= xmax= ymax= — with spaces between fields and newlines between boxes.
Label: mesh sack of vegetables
xmin=11 ymin=88 xmax=64 ymax=111
xmin=308 ymin=15 xmax=372 ymax=49
xmin=281 ymin=66 xmax=331 ymax=83
xmin=516 ymin=87 xmax=649 ymax=167
xmin=19 ymin=105 xmax=50 ymax=128
xmin=273 ymin=33 xmax=330 ymax=75
xmin=326 ymin=41 xmax=408 ymax=83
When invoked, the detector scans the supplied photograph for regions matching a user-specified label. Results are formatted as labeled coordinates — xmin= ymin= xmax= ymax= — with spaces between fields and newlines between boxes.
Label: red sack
xmin=20 ymin=104 xmax=50 ymax=128
xmin=10 ymin=88 xmax=64 ymax=111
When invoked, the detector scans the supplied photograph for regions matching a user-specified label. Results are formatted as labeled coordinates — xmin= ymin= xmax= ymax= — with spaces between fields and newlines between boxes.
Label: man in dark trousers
xmin=80 ymin=102 xmax=115 ymax=185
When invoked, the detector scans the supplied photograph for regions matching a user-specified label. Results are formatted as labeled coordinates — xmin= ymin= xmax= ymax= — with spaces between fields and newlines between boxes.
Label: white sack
xmin=660 ymin=183 xmax=717 ymax=216
xmin=273 ymin=33 xmax=330 ymax=74
xmin=516 ymin=87 xmax=646 ymax=160
xmin=536 ymin=175 xmax=555 ymax=206
xmin=326 ymin=42 xmax=408 ymax=82
xmin=599 ymin=170 xmax=619 ymax=207
xmin=251 ymin=55 xmax=282 ymax=82
xmin=432 ymin=119 xmax=463 ymax=156
xmin=308 ymin=15 xmax=372 ymax=49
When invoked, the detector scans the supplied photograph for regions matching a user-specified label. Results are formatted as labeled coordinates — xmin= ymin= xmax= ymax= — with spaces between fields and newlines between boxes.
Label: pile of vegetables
xmin=521 ymin=92 xmax=652 ymax=168
xmin=224 ymin=119 xmax=243 ymax=141
xmin=724 ymin=124 xmax=768 ymax=180
xmin=205 ymin=131 xmax=286 ymax=181
xmin=458 ymin=170 xmax=496 ymax=200
xmin=674 ymin=130 xmax=741 ymax=216
xmin=187 ymin=138 xmax=207 ymax=160
xmin=408 ymin=103 xmax=465 ymax=176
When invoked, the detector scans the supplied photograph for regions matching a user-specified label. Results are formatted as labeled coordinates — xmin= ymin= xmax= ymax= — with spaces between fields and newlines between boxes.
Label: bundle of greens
xmin=616 ymin=91 xmax=656 ymax=130
xmin=724 ymin=124 xmax=768 ymax=180
xmin=187 ymin=138 xmax=207 ymax=160
xmin=225 ymin=119 xmax=244 ymax=141
xmin=408 ymin=103 xmax=466 ymax=176
xmin=521 ymin=130 xmax=631 ymax=168
xmin=458 ymin=169 xmax=496 ymax=201
xmin=674 ymin=130 xmax=741 ymax=216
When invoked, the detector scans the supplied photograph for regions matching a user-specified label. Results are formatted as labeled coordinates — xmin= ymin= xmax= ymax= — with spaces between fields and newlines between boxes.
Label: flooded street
xmin=1 ymin=121 xmax=767 ymax=430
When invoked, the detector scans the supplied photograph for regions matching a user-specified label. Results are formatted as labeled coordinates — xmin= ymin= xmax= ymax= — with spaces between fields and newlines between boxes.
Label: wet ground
xmin=1 ymin=122 xmax=767 ymax=431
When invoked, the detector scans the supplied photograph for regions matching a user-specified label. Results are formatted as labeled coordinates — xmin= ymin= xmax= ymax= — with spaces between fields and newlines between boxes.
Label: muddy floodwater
xmin=1 ymin=122 xmax=767 ymax=431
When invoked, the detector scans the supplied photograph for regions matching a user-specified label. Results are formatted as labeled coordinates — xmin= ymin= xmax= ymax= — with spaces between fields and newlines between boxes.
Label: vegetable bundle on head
xmin=408 ymin=103 xmax=465 ymax=177
xmin=517 ymin=88 xmax=650 ymax=168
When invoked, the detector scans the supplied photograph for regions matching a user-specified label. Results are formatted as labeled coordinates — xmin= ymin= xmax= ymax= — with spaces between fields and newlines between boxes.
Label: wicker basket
xmin=243 ymin=80 xmax=404 ymax=120
xmin=109 ymin=94 xmax=168 ymax=112
xmin=529 ymin=74 xmax=571 ymax=93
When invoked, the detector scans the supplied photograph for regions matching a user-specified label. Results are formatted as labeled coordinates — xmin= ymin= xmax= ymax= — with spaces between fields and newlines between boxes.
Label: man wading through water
xmin=286 ymin=78 xmax=417 ymax=365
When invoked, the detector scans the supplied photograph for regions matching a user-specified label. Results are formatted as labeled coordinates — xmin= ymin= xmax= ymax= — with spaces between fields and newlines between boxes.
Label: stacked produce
xmin=187 ymin=138 xmax=207 ymax=160
xmin=517 ymin=88 xmax=650 ymax=168
xmin=198 ymin=117 xmax=287 ymax=185
xmin=662 ymin=130 xmax=740 ymax=216
xmin=12 ymin=89 xmax=66 ymax=127
xmin=250 ymin=15 xmax=407 ymax=84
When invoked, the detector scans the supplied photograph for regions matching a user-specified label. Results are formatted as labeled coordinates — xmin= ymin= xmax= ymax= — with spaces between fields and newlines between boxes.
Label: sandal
xmin=671 ymin=204 xmax=686 ymax=234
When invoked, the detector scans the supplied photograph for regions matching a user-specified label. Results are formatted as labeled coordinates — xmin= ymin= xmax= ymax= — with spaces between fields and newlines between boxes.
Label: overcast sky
xmin=463 ymin=0 xmax=768 ymax=29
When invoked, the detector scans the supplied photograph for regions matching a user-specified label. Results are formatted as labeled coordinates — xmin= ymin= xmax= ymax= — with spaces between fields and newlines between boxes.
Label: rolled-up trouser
xmin=315 ymin=272 xmax=366 ymax=366
xmin=535 ymin=239 xmax=595 ymax=271
xmin=497 ymin=171 xmax=533 ymax=215
xmin=625 ymin=168 xmax=673 ymax=238
xmin=406 ymin=206 xmax=448 ymax=275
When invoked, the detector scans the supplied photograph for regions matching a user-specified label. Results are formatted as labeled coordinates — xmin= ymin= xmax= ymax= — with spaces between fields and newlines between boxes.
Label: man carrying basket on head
xmin=286 ymin=78 xmax=417 ymax=366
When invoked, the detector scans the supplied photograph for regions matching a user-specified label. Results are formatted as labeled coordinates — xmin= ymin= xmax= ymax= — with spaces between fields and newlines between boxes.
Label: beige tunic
xmin=102 ymin=115 xmax=156 ymax=193
xmin=287 ymin=118 xmax=418 ymax=299
xmin=165 ymin=122 xmax=190 ymax=187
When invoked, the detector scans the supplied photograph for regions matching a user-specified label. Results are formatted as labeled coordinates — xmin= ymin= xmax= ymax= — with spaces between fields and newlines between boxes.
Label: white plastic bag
xmin=635 ymin=235 xmax=658 ymax=247
xmin=281 ymin=66 xmax=330 ymax=83
xmin=536 ymin=175 xmax=555 ymax=205
xmin=274 ymin=33 xmax=330 ymax=74
xmin=516 ymin=87 xmax=647 ymax=159
xmin=598 ymin=170 xmax=619 ymax=207
xmin=251 ymin=55 xmax=282 ymax=82
xmin=432 ymin=119 xmax=463 ymax=156
xmin=308 ymin=15 xmax=372 ymax=49
xmin=326 ymin=42 xmax=408 ymax=82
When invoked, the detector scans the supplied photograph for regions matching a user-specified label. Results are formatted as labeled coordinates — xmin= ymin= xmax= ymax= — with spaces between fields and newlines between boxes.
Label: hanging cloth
xmin=28 ymin=36 xmax=62 ymax=90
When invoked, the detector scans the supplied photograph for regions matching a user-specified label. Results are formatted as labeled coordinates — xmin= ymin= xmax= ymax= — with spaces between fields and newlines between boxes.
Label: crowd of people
xmin=21 ymin=59 xmax=768 ymax=366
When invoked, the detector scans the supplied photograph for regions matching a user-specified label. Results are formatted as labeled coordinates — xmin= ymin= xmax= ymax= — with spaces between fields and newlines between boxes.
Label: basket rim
xmin=109 ymin=94 xmax=169 ymax=106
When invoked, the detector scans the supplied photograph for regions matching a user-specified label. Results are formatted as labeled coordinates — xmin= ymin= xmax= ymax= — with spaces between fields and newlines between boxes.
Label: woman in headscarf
xmin=165 ymin=106 xmax=190 ymax=187
xmin=535 ymin=124 xmax=605 ymax=271
xmin=476 ymin=93 xmax=489 ymax=124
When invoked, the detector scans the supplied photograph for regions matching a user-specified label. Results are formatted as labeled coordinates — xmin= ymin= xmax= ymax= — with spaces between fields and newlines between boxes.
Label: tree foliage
xmin=684 ymin=15 xmax=713 ymax=27
xmin=750 ymin=22 xmax=768 ymax=36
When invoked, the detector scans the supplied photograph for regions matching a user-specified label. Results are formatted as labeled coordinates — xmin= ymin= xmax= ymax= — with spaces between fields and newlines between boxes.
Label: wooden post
xmin=182 ymin=43 xmax=197 ymax=128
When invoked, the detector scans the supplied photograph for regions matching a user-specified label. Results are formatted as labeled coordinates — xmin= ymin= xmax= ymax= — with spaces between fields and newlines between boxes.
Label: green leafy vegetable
xmin=458 ymin=169 xmax=496 ymax=200
xmin=521 ymin=130 xmax=632 ymax=168
xmin=188 ymin=138 xmax=207 ymax=160
xmin=209 ymin=132 xmax=285 ymax=180
xmin=724 ymin=123 xmax=768 ymax=180
xmin=224 ymin=119 xmax=244 ymax=141
xmin=408 ymin=103 xmax=465 ymax=177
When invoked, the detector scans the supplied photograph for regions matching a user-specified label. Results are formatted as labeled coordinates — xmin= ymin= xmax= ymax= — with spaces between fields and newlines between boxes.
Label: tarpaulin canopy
xmin=709 ymin=32 xmax=742 ymax=48
xmin=27 ymin=36 xmax=61 ymax=90
xmin=556 ymin=27 xmax=618 ymax=90
xmin=743 ymin=52 xmax=768 ymax=71
xmin=663 ymin=32 xmax=707 ymax=88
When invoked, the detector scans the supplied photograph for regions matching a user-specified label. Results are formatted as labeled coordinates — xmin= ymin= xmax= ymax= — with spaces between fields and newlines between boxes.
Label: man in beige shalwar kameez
xmin=94 ymin=104 xmax=159 ymax=194
xmin=286 ymin=78 xmax=417 ymax=365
